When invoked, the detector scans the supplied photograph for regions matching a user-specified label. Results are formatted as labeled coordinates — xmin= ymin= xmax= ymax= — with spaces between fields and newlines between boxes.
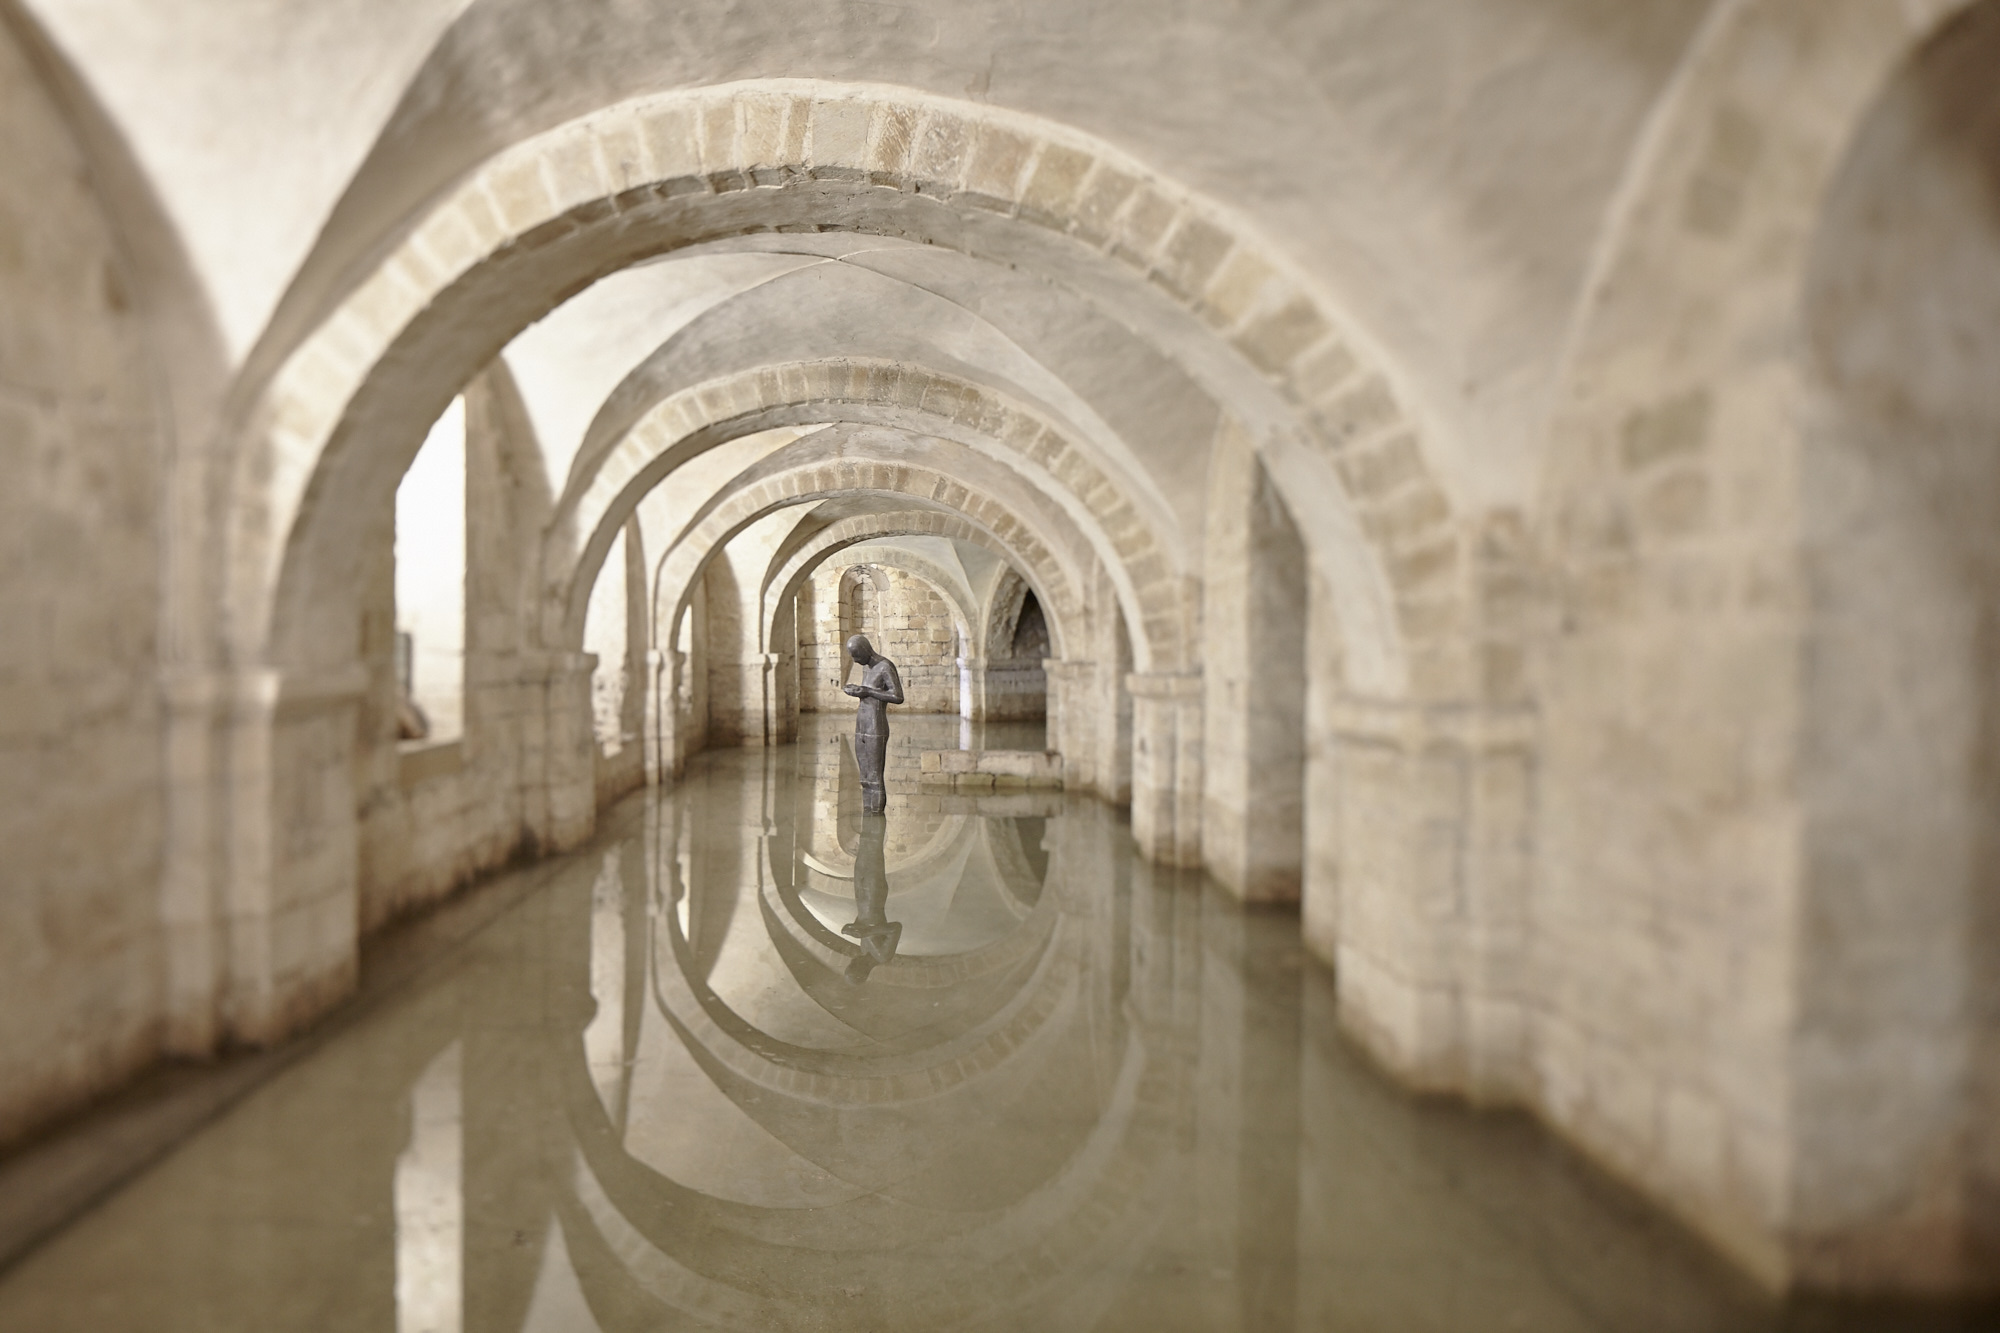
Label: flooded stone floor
xmin=0 ymin=718 xmax=1991 ymax=1331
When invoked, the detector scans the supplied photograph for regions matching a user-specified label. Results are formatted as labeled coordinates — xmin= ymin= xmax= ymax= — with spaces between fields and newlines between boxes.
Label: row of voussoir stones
xmin=394 ymin=86 xmax=1421 ymax=461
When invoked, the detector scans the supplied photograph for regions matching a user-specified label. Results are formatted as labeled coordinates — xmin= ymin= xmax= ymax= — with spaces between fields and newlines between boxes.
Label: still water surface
xmin=0 ymin=719 xmax=1960 ymax=1331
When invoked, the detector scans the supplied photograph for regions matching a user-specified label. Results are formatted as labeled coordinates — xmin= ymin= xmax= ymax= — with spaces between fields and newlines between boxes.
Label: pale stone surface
xmin=797 ymin=561 xmax=961 ymax=717
xmin=0 ymin=25 xmax=165 ymax=1145
xmin=0 ymin=757 xmax=1845 ymax=1333
xmin=6 ymin=0 xmax=2000 ymax=1302
xmin=918 ymin=749 xmax=1063 ymax=788
xmin=1202 ymin=420 xmax=1307 ymax=901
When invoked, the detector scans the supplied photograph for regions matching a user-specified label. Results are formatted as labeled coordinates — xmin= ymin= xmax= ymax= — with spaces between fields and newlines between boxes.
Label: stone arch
xmin=842 ymin=565 xmax=887 ymax=595
xmin=986 ymin=567 xmax=1034 ymax=661
xmin=228 ymin=78 xmax=1460 ymax=696
xmin=799 ymin=548 xmax=977 ymax=721
xmin=822 ymin=552 xmax=971 ymax=655
xmin=547 ymin=359 xmax=1177 ymax=668
xmin=650 ymin=454 xmax=1092 ymax=676
xmin=534 ymin=799 xmax=1191 ymax=1329
xmin=836 ymin=561 xmax=880 ymax=646
xmin=1532 ymin=0 xmax=1988 ymax=1295
xmin=760 ymin=510 xmax=1058 ymax=661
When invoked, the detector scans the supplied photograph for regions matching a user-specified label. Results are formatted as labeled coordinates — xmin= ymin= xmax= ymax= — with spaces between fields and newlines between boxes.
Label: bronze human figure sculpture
xmin=843 ymin=634 xmax=903 ymax=814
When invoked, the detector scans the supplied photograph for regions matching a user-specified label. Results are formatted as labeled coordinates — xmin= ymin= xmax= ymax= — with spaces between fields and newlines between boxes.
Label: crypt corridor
xmin=4 ymin=0 xmax=2000 ymax=1326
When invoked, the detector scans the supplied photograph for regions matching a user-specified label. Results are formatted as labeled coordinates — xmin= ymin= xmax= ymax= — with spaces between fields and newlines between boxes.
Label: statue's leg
xmin=857 ymin=724 xmax=888 ymax=813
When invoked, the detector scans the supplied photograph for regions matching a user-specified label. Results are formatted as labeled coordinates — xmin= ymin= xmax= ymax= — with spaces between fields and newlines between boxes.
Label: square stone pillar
xmin=160 ymin=668 xmax=227 ymax=1056
xmin=761 ymin=651 xmax=798 ymax=745
xmin=522 ymin=649 xmax=597 ymax=854
xmin=957 ymin=655 xmax=983 ymax=721
xmin=656 ymin=648 xmax=697 ymax=778
xmin=1128 ymin=671 xmax=1204 ymax=867
xmin=159 ymin=664 xmax=369 ymax=1052
xmin=1043 ymin=658 xmax=1094 ymax=789
xmin=642 ymin=649 xmax=668 ymax=785
xmin=1322 ymin=695 xmax=1535 ymax=1102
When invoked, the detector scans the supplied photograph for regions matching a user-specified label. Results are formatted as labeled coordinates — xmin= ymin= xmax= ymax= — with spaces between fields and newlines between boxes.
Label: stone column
xmin=1301 ymin=565 xmax=1343 ymax=962
xmin=1321 ymin=695 xmax=1534 ymax=1102
xmin=642 ymin=648 xmax=668 ymax=785
xmin=160 ymin=668 xmax=226 ymax=1056
xmin=520 ymin=649 xmax=597 ymax=854
xmin=1128 ymin=670 xmax=1203 ymax=867
xmin=1200 ymin=420 xmax=1307 ymax=902
xmin=160 ymin=663 xmax=370 ymax=1051
xmin=1043 ymin=658 xmax=1093 ymax=787
xmin=957 ymin=655 xmax=984 ymax=722
xmin=759 ymin=651 xmax=798 ymax=745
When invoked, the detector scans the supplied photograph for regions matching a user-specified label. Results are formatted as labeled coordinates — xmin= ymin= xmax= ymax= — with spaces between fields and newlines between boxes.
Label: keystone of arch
xmin=240 ymin=78 xmax=1457 ymax=696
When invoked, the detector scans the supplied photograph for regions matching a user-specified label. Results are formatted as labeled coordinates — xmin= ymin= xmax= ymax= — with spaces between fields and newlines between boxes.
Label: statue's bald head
xmin=846 ymin=635 xmax=875 ymax=665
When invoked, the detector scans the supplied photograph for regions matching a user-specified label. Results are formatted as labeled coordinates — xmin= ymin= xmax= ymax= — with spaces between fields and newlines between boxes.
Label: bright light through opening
xmin=395 ymin=397 xmax=467 ymax=744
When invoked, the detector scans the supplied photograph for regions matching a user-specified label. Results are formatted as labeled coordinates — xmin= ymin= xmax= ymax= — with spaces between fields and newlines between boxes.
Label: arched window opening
xmin=842 ymin=567 xmax=877 ymax=651
xmin=1008 ymin=590 xmax=1050 ymax=663
xmin=981 ymin=575 xmax=1049 ymax=728
xmin=394 ymin=396 xmax=466 ymax=744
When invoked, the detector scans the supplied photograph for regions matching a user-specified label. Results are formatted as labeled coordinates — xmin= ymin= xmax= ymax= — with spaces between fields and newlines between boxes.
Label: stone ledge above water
xmin=918 ymin=750 xmax=1064 ymax=789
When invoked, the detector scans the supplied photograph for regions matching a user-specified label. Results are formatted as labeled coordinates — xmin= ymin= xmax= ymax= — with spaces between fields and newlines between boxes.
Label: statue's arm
xmin=850 ymin=661 xmax=905 ymax=704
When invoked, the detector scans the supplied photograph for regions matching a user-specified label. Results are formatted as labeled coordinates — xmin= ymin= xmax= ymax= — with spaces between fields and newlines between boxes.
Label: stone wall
xmin=1522 ymin=0 xmax=2000 ymax=1293
xmin=797 ymin=562 xmax=960 ymax=715
xmin=5 ymin=0 xmax=1997 ymax=1300
xmin=1789 ymin=10 xmax=2000 ymax=1284
xmin=0 ymin=23 xmax=167 ymax=1145
xmin=354 ymin=362 xmax=601 ymax=935
xmin=979 ymin=574 xmax=1049 ymax=722
xmin=1202 ymin=423 xmax=1307 ymax=902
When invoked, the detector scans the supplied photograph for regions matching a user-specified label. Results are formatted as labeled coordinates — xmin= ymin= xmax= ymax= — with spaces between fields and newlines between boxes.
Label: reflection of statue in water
xmin=841 ymin=812 xmax=901 ymax=983
xmin=842 ymin=634 xmax=904 ymax=814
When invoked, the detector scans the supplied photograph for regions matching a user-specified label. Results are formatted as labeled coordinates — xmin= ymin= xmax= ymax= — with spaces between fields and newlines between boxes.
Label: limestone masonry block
xmin=918 ymin=750 xmax=1064 ymax=787
xmin=16 ymin=28 xmax=1997 ymax=1304
xmin=1233 ymin=295 xmax=1330 ymax=376
xmin=1021 ymin=142 xmax=1093 ymax=221
xmin=808 ymin=98 xmax=871 ymax=170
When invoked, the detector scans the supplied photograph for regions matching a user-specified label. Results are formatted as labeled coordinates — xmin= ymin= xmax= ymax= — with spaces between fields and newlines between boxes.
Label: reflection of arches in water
xmin=795 ymin=721 xmax=974 ymax=861
xmin=533 ymin=798 xmax=1196 ymax=1331
xmin=553 ymin=1031 xmax=1177 ymax=1333
xmin=796 ymin=816 xmax=1040 ymax=958
xmin=650 ymin=838 xmax=1072 ymax=1096
xmin=838 ymin=813 xmax=899 ymax=983
xmin=799 ymin=811 xmax=969 ymax=881
xmin=762 ymin=840 xmax=1062 ymax=1030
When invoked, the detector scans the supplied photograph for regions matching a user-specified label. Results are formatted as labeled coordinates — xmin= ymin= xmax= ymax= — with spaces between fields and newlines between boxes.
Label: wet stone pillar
xmin=1321 ymin=695 xmax=1534 ymax=1102
xmin=1043 ymin=658 xmax=1094 ymax=791
xmin=194 ymin=663 xmax=369 ymax=1047
xmin=642 ymin=648 xmax=668 ymax=786
xmin=529 ymin=649 xmax=598 ymax=853
xmin=1127 ymin=670 xmax=1203 ymax=868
